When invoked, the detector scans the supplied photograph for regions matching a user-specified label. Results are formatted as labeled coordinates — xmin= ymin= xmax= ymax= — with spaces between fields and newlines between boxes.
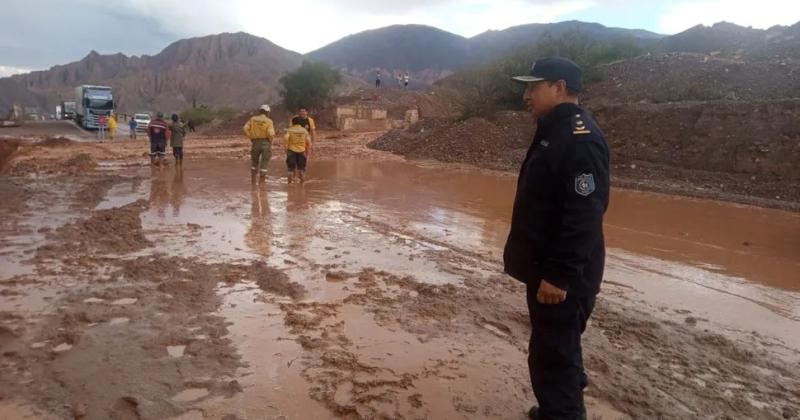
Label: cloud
xmin=659 ymin=0 xmax=800 ymax=34
xmin=0 ymin=65 xmax=31 ymax=78
xmin=1 ymin=0 xmax=795 ymax=72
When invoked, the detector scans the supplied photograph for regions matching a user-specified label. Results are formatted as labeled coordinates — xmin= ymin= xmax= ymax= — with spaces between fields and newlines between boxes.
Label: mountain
xmin=307 ymin=24 xmax=472 ymax=71
xmin=3 ymin=20 xmax=799 ymax=115
xmin=659 ymin=21 xmax=800 ymax=58
xmin=468 ymin=20 xmax=663 ymax=63
xmin=0 ymin=32 xmax=302 ymax=114
xmin=306 ymin=21 xmax=664 ymax=87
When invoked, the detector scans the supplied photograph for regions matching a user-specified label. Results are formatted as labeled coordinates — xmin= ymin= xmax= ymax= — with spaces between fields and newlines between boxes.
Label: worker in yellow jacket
xmin=284 ymin=116 xmax=312 ymax=184
xmin=243 ymin=104 xmax=275 ymax=184
xmin=108 ymin=114 xmax=117 ymax=140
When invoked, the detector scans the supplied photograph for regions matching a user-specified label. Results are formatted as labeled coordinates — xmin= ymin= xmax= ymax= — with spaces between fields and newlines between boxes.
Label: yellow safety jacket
xmin=243 ymin=114 xmax=275 ymax=140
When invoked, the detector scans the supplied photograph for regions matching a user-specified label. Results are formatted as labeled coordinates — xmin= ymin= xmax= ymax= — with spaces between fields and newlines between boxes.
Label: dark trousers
xmin=286 ymin=150 xmax=307 ymax=171
xmin=150 ymin=137 xmax=166 ymax=157
xmin=173 ymin=147 xmax=183 ymax=160
xmin=527 ymin=282 xmax=596 ymax=420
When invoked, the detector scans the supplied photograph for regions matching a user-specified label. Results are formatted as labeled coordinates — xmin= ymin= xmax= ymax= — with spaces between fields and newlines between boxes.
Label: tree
xmin=279 ymin=61 xmax=341 ymax=112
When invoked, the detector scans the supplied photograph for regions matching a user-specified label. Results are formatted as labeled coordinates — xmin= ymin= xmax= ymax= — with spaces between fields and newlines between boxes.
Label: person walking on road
xmin=503 ymin=57 xmax=610 ymax=420
xmin=169 ymin=114 xmax=186 ymax=166
xmin=108 ymin=114 xmax=117 ymax=140
xmin=97 ymin=114 xmax=107 ymax=140
xmin=148 ymin=112 xmax=170 ymax=166
xmin=284 ymin=116 xmax=312 ymax=184
xmin=289 ymin=107 xmax=316 ymax=144
xmin=243 ymin=104 xmax=276 ymax=184
xmin=129 ymin=118 xmax=138 ymax=139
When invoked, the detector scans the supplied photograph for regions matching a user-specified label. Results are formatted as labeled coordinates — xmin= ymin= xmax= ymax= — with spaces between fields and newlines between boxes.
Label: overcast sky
xmin=1 ymin=0 xmax=798 ymax=77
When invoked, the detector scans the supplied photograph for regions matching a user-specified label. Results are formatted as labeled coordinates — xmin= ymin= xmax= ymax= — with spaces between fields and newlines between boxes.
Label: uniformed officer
xmin=504 ymin=57 xmax=610 ymax=420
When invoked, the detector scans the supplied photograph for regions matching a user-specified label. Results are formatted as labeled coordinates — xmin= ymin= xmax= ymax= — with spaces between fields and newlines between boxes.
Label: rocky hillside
xmin=582 ymin=53 xmax=800 ymax=104
xmin=308 ymin=21 xmax=663 ymax=86
xmin=0 ymin=32 xmax=302 ymax=114
xmin=307 ymin=25 xmax=472 ymax=72
xmin=660 ymin=21 xmax=800 ymax=59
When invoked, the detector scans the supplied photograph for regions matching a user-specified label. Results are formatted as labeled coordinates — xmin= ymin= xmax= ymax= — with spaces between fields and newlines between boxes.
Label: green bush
xmin=180 ymin=105 xmax=213 ymax=125
xmin=180 ymin=105 xmax=240 ymax=125
xmin=439 ymin=32 xmax=649 ymax=119
xmin=214 ymin=107 xmax=238 ymax=121
xmin=279 ymin=61 xmax=341 ymax=112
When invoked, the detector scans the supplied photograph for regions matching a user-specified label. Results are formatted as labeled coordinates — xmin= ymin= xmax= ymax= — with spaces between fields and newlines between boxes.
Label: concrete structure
xmin=335 ymin=105 xmax=419 ymax=132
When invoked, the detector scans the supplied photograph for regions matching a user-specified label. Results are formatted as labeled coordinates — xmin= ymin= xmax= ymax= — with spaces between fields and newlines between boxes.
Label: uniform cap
xmin=512 ymin=57 xmax=583 ymax=92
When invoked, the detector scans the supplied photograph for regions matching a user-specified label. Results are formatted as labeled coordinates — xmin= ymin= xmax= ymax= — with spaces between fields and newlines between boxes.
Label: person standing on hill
xmin=504 ymin=57 xmax=610 ymax=420
xmin=243 ymin=104 xmax=276 ymax=184
xmin=148 ymin=112 xmax=170 ymax=166
xmin=169 ymin=114 xmax=186 ymax=166
xmin=376 ymin=71 xmax=382 ymax=88
xmin=403 ymin=72 xmax=410 ymax=89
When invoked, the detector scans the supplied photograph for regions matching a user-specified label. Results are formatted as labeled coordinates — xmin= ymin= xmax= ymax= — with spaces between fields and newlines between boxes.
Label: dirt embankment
xmin=582 ymin=53 xmax=800 ymax=104
xmin=370 ymin=103 xmax=800 ymax=210
xmin=369 ymin=111 xmax=533 ymax=171
xmin=595 ymin=99 xmax=800 ymax=204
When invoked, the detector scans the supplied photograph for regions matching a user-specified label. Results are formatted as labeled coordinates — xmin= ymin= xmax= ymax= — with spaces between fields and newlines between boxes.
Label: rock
xmin=52 ymin=343 xmax=73 ymax=353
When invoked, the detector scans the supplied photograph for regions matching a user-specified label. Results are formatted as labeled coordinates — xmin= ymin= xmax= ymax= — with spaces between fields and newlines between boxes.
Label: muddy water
xmin=121 ymin=158 xmax=799 ymax=290
xmin=25 ymin=156 xmax=789 ymax=419
xmin=113 ymin=159 xmax=799 ymax=336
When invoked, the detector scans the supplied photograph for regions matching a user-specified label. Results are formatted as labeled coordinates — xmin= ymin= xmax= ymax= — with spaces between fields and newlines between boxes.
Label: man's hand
xmin=537 ymin=280 xmax=567 ymax=304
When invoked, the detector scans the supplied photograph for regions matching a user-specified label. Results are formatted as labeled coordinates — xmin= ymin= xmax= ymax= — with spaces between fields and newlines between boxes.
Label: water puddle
xmin=113 ymin=158 xmax=798 ymax=290
xmin=194 ymin=281 xmax=330 ymax=419
xmin=101 ymin=159 xmax=799 ymax=340
xmin=99 ymin=158 xmax=800 ymax=416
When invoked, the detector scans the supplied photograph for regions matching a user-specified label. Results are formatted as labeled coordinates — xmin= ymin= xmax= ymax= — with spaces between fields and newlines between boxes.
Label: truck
xmin=61 ymin=101 xmax=77 ymax=120
xmin=74 ymin=85 xmax=113 ymax=129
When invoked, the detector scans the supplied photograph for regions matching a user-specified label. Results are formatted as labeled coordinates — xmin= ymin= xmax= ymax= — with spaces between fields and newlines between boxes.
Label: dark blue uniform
xmin=504 ymin=102 xmax=609 ymax=420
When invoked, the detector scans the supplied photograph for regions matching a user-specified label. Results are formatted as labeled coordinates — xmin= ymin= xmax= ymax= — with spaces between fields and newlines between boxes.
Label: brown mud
xmin=0 ymin=130 xmax=798 ymax=419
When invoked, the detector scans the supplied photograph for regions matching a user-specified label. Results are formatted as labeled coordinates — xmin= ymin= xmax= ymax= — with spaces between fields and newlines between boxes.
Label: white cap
xmin=259 ymin=104 xmax=271 ymax=112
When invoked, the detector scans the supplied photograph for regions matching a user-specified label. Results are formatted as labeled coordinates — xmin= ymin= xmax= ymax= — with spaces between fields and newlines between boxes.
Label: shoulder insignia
xmin=572 ymin=114 xmax=591 ymax=135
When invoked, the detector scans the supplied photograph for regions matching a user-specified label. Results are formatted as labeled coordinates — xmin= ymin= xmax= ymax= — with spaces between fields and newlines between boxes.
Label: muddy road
xmin=1 ymin=133 xmax=799 ymax=419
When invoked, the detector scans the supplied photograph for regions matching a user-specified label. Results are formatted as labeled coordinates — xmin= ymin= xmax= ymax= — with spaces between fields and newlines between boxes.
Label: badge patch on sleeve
xmin=575 ymin=173 xmax=596 ymax=196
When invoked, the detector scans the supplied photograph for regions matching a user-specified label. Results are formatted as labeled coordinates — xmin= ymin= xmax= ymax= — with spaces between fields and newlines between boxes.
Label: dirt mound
xmin=368 ymin=111 xmax=533 ymax=171
xmin=63 ymin=153 xmax=97 ymax=173
xmin=368 ymin=99 xmax=800 ymax=207
xmin=250 ymin=261 xmax=306 ymax=299
xmin=36 ymin=200 xmax=152 ymax=261
xmin=0 ymin=139 xmax=20 ymax=172
xmin=596 ymin=99 xmax=800 ymax=181
xmin=583 ymin=53 xmax=800 ymax=104
xmin=38 ymin=136 xmax=75 ymax=147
